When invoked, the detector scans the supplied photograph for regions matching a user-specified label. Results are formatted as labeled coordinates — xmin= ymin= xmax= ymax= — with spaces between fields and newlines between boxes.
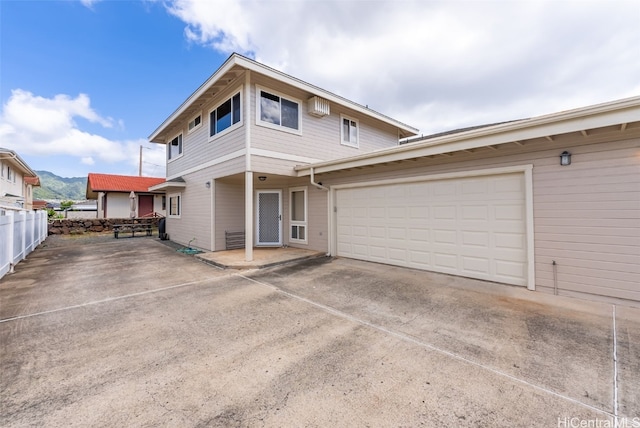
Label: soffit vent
xmin=308 ymin=96 xmax=330 ymax=117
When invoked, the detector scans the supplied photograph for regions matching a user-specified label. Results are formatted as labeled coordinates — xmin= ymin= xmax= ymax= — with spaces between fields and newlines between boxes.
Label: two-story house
xmin=0 ymin=148 xmax=40 ymax=211
xmin=149 ymin=53 xmax=640 ymax=306
xmin=149 ymin=53 xmax=418 ymax=261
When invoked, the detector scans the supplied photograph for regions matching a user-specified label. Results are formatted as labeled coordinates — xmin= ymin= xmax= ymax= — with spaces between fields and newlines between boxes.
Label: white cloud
xmin=164 ymin=0 xmax=640 ymax=135
xmin=0 ymin=89 xmax=165 ymax=177
xmin=80 ymin=0 xmax=101 ymax=9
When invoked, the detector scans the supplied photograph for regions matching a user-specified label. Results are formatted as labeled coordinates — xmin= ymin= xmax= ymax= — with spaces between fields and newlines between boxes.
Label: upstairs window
xmin=341 ymin=115 xmax=359 ymax=147
xmin=168 ymin=133 xmax=183 ymax=160
xmin=210 ymin=92 xmax=241 ymax=138
xmin=257 ymin=87 xmax=301 ymax=133
xmin=188 ymin=114 xmax=202 ymax=133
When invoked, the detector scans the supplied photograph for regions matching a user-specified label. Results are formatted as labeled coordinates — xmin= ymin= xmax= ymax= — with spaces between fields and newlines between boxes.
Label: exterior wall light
xmin=258 ymin=176 xmax=267 ymax=181
xmin=205 ymin=181 xmax=211 ymax=188
xmin=560 ymin=151 xmax=571 ymax=166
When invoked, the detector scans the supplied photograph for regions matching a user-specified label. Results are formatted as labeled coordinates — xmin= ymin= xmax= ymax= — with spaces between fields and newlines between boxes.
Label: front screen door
xmin=256 ymin=190 xmax=282 ymax=246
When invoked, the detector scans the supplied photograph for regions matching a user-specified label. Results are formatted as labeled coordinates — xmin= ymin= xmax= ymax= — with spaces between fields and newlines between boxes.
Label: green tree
xmin=60 ymin=200 xmax=74 ymax=210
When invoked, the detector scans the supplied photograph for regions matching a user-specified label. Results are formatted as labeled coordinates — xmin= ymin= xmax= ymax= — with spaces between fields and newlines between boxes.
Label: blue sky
xmin=1 ymin=0 xmax=639 ymax=179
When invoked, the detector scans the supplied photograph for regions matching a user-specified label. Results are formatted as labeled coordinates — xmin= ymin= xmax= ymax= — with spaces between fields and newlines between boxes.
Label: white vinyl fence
xmin=0 ymin=210 xmax=48 ymax=279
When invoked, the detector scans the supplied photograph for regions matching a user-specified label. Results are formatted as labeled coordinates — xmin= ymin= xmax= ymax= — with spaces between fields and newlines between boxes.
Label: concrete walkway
xmin=195 ymin=247 xmax=325 ymax=269
xmin=0 ymin=234 xmax=638 ymax=427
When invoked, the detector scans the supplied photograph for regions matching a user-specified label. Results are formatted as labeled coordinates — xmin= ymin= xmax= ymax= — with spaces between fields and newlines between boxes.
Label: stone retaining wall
xmin=48 ymin=218 xmax=161 ymax=235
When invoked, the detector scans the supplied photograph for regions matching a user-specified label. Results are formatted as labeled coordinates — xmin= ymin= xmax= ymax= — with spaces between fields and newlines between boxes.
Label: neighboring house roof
xmin=32 ymin=200 xmax=48 ymax=210
xmin=148 ymin=53 xmax=419 ymax=144
xmin=296 ymin=96 xmax=640 ymax=175
xmin=400 ymin=120 xmax=526 ymax=145
xmin=0 ymin=148 xmax=38 ymax=177
xmin=24 ymin=176 xmax=41 ymax=186
xmin=86 ymin=173 xmax=166 ymax=199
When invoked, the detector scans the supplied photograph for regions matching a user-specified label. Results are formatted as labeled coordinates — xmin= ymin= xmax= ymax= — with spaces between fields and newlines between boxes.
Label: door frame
xmin=255 ymin=189 xmax=282 ymax=246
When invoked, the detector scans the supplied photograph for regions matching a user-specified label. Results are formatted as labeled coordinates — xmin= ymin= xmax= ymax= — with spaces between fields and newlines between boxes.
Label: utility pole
xmin=139 ymin=145 xmax=142 ymax=176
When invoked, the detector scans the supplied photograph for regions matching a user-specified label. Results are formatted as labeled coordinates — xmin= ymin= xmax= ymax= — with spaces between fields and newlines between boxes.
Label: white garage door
xmin=336 ymin=173 xmax=528 ymax=286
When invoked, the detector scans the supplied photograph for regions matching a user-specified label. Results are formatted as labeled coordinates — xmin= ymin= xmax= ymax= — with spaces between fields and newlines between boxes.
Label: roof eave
xmin=0 ymin=149 xmax=38 ymax=177
xmin=296 ymin=96 xmax=640 ymax=175
xmin=148 ymin=181 xmax=187 ymax=192
xmin=148 ymin=54 xmax=241 ymax=143
xmin=147 ymin=53 xmax=419 ymax=143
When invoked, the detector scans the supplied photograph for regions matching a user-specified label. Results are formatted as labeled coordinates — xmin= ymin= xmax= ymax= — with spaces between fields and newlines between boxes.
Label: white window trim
xmin=168 ymin=132 xmax=183 ymax=163
xmin=255 ymin=85 xmax=302 ymax=136
xmin=187 ymin=111 xmax=203 ymax=134
xmin=289 ymin=186 xmax=308 ymax=244
xmin=340 ymin=114 xmax=359 ymax=148
xmin=208 ymin=88 xmax=243 ymax=142
xmin=168 ymin=193 xmax=182 ymax=218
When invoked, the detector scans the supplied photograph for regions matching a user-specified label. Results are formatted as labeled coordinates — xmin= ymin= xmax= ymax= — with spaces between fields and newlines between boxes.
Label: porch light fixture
xmin=205 ymin=181 xmax=211 ymax=188
xmin=560 ymin=151 xmax=571 ymax=166
xmin=258 ymin=176 xmax=267 ymax=181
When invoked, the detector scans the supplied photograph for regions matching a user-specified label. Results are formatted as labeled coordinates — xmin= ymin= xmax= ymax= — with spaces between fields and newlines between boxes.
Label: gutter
xmin=0 ymin=150 xmax=38 ymax=177
xmin=295 ymin=95 xmax=640 ymax=176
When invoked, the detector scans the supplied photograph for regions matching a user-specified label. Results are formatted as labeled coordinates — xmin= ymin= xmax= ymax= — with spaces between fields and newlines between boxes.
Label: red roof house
xmin=86 ymin=173 xmax=166 ymax=219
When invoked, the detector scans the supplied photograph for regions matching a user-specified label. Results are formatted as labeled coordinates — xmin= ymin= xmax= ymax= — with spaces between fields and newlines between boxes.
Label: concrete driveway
xmin=1 ymin=235 xmax=638 ymax=427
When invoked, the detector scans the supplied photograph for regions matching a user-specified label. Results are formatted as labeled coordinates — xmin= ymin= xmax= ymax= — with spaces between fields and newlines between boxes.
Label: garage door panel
xmin=408 ymin=228 xmax=430 ymax=242
xmin=461 ymin=230 xmax=489 ymax=247
xmin=434 ymin=229 xmax=457 ymax=245
xmin=409 ymin=206 xmax=429 ymax=219
xmin=462 ymin=256 xmax=491 ymax=275
xmin=462 ymin=179 xmax=488 ymax=195
xmin=434 ymin=205 xmax=456 ymax=219
xmin=494 ymin=204 xmax=524 ymax=220
xmin=494 ymin=232 xmax=525 ymax=250
xmin=433 ymin=181 xmax=456 ymax=197
xmin=409 ymin=252 xmax=432 ymax=269
xmin=462 ymin=205 xmax=489 ymax=220
xmin=495 ymin=261 xmax=527 ymax=285
xmin=336 ymin=173 xmax=527 ymax=287
xmin=388 ymin=247 xmax=407 ymax=261
xmin=388 ymin=227 xmax=406 ymax=240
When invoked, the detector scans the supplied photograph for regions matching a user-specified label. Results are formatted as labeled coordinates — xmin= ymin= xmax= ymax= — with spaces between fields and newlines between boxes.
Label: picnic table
xmin=113 ymin=223 xmax=153 ymax=239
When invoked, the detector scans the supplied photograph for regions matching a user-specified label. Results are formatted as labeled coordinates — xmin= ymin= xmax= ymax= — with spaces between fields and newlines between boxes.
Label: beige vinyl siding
xmin=210 ymin=156 xmax=246 ymax=180
xmin=165 ymin=168 xmax=213 ymax=251
xmin=250 ymin=74 xmax=399 ymax=161
xmin=214 ymin=179 xmax=245 ymax=251
xmin=320 ymin=130 xmax=640 ymax=304
xmin=251 ymin=155 xmax=299 ymax=177
xmin=304 ymin=184 xmax=329 ymax=252
xmin=532 ymin=141 xmax=640 ymax=303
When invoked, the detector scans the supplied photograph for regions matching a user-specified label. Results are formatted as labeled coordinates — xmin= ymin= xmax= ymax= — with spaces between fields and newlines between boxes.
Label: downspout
xmin=310 ymin=167 xmax=329 ymax=191
xmin=309 ymin=167 xmax=331 ymax=257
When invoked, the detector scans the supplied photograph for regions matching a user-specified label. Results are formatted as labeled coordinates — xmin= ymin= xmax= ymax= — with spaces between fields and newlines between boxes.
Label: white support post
xmin=244 ymin=70 xmax=253 ymax=262
xmin=245 ymin=171 xmax=254 ymax=262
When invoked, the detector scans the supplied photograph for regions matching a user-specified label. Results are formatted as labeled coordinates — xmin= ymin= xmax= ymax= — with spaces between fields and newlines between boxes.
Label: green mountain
xmin=33 ymin=171 xmax=87 ymax=201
